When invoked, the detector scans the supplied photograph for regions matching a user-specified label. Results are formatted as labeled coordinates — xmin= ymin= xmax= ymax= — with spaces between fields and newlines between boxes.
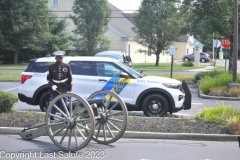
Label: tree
xmin=70 ymin=0 xmax=111 ymax=56
xmin=180 ymin=0 xmax=239 ymax=72
xmin=0 ymin=0 xmax=51 ymax=64
xmin=132 ymin=0 xmax=184 ymax=66
xmin=41 ymin=13 xmax=72 ymax=55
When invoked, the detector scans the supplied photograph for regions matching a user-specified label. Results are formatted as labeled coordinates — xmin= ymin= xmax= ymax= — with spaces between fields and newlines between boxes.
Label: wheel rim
xmin=201 ymin=59 xmax=206 ymax=63
xmin=87 ymin=90 xmax=128 ymax=144
xmin=45 ymin=93 xmax=95 ymax=151
xmin=148 ymin=100 xmax=163 ymax=115
xmin=184 ymin=58 xmax=189 ymax=61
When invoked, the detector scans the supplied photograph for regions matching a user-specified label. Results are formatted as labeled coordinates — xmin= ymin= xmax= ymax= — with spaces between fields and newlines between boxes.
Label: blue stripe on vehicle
xmin=96 ymin=77 xmax=131 ymax=98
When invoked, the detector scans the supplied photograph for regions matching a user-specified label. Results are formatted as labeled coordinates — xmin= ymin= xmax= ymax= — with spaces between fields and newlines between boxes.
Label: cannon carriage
xmin=19 ymin=90 xmax=128 ymax=151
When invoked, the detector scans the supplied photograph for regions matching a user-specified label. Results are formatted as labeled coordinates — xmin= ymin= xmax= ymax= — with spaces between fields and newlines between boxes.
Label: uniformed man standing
xmin=47 ymin=51 xmax=73 ymax=120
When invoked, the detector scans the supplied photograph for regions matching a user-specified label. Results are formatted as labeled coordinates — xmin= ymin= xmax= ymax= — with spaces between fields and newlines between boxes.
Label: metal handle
xmin=98 ymin=79 xmax=107 ymax=82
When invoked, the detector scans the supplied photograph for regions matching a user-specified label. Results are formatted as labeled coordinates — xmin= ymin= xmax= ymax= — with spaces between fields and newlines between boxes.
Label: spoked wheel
xmin=87 ymin=90 xmax=128 ymax=144
xmin=45 ymin=93 xmax=95 ymax=151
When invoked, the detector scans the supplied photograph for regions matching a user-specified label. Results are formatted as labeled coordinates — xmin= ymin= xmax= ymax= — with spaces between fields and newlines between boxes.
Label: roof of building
xmin=177 ymin=35 xmax=189 ymax=42
xmin=108 ymin=2 xmax=136 ymax=39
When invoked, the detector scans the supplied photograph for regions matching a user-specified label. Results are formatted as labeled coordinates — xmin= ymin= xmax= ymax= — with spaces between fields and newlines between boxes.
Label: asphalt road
xmin=0 ymin=135 xmax=239 ymax=160
xmin=1 ymin=82 xmax=240 ymax=117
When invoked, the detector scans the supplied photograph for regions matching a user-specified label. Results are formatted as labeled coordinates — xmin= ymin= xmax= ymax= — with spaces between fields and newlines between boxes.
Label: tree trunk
xmin=155 ymin=54 xmax=159 ymax=66
xmin=14 ymin=52 xmax=18 ymax=64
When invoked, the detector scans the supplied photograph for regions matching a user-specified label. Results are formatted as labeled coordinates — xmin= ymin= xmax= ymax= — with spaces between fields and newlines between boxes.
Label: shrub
xmin=0 ymin=91 xmax=18 ymax=113
xmin=196 ymin=104 xmax=240 ymax=134
xmin=209 ymin=86 xmax=228 ymax=96
xmin=182 ymin=61 xmax=193 ymax=67
xmin=228 ymin=88 xmax=240 ymax=97
xmin=199 ymin=72 xmax=234 ymax=94
xmin=225 ymin=116 xmax=240 ymax=134
xmin=196 ymin=104 xmax=236 ymax=123
xmin=194 ymin=71 xmax=223 ymax=83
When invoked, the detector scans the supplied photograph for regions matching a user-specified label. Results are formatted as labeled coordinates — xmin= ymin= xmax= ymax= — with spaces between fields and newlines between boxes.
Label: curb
xmin=198 ymin=89 xmax=240 ymax=101
xmin=0 ymin=127 xmax=238 ymax=142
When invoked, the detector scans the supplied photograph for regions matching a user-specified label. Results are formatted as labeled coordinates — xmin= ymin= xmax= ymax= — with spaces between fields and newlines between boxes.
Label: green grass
xmin=209 ymin=66 xmax=225 ymax=71
xmin=143 ymin=72 xmax=194 ymax=83
xmin=0 ymin=70 xmax=22 ymax=80
xmin=0 ymin=64 xmax=28 ymax=70
xmin=133 ymin=62 xmax=205 ymax=71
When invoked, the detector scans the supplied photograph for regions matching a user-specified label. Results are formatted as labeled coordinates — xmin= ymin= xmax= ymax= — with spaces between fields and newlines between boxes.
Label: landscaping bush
xmin=196 ymin=104 xmax=240 ymax=134
xmin=209 ymin=86 xmax=240 ymax=97
xmin=182 ymin=61 xmax=193 ymax=67
xmin=0 ymin=91 xmax=18 ymax=113
xmin=194 ymin=70 xmax=223 ymax=83
xmin=209 ymin=86 xmax=228 ymax=96
xmin=225 ymin=116 xmax=240 ymax=134
xmin=196 ymin=104 xmax=236 ymax=123
xmin=228 ymin=88 xmax=240 ymax=97
xmin=199 ymin=72 xmax=240 ymax=94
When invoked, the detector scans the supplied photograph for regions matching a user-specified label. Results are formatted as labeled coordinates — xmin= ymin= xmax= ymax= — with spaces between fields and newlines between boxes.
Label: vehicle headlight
xmin=162 ymin=83 xmax=182 ymax=90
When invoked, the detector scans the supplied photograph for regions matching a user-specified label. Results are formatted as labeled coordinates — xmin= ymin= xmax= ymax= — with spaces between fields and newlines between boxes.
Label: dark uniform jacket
xmin=47 ymin=62 xmax=73 ymax=95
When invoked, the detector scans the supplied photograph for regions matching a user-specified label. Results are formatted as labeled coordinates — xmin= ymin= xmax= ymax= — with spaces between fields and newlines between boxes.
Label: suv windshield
xmin=116 ymin=61 xmax=143 ymax=78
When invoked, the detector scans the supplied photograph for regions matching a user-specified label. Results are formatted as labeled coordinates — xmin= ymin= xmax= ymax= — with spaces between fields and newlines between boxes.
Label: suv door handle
xmin=98 ymin=79 xmax=107 ymax=82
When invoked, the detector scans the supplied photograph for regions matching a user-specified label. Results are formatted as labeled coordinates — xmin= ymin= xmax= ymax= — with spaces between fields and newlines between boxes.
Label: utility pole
xmin=233 ymin=0 xmax=238 ymax=83
xmin=228 ymin=0 xmax=240 ymax=89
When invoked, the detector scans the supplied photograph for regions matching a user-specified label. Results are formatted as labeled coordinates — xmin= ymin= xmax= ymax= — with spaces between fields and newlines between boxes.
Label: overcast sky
xmin=108 ymin=0 xmax=141 ymax=13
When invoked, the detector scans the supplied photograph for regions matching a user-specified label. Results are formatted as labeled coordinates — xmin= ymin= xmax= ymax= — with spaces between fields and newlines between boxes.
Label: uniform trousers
xmin=50 ymin=94 xmax=67 ymax=120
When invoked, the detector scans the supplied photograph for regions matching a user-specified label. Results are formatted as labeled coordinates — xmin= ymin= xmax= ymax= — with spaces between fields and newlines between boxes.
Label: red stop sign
xmin=221 ymin=38 xmax=230 ymax=49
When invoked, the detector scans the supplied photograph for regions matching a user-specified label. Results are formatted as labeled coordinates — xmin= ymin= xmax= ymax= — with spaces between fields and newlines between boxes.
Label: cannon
xmin=19 ymin=90 xmax=128 ymax=151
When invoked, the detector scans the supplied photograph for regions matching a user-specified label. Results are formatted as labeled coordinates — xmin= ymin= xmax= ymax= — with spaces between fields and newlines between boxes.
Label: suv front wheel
xmin=39 ymin=91 xmax=50 ymax=112
xmin=142 ymin=94 xmax=169 ymax=117
xmin=200 ymin=58 xmax=206 ymax=63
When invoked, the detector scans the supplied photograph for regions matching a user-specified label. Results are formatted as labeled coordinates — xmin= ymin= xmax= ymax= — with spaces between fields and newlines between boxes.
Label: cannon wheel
xmin=87 ymin=90 xmax=128 ymax=144
xmin=45 ymin=93 xmax=95 ymax=151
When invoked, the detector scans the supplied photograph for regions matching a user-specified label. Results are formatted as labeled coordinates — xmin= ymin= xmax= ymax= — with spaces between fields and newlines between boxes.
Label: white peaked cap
xmin=53 ymin=51 xmax=66 ymax=57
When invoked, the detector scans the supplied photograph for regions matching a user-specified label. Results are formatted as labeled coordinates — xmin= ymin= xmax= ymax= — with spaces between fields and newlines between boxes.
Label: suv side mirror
xmin=119 ymin=72 xmax=130 ymax=78
xmin=138 ymin=68 xmax=143 ymax=74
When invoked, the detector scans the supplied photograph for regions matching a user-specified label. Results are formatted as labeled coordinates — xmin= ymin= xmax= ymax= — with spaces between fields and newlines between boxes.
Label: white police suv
xmin=18 ymin=56 xmax=191 ymax=117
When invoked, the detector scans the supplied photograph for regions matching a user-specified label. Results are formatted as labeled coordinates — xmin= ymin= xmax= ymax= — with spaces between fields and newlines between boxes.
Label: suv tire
xmin=200 ymin=58 xmax=206 ymax=63
xmin=184 ymin=57 xmax=189 ymax=62
xmin=39 ymin=91 xmax=50 ymax=112
xmin=142 ymin=94 xmax=169 ymax=117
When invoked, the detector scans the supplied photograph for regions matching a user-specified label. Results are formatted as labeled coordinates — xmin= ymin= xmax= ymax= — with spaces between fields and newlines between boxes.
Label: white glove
xmin=52 ymin=85 xmax=57 ymax=91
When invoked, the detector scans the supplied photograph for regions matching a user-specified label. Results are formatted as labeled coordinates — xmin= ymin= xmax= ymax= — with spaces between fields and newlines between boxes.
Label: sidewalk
xmin=186 ymin=66 xmax=215 ymax=72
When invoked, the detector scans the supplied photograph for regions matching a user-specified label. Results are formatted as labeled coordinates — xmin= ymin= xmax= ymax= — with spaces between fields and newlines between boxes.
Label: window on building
xmin=52 ymin=0 xmax=59 ymax=7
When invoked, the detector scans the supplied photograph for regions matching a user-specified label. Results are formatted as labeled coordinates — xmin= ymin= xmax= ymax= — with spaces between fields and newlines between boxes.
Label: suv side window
xmin=70 ymin=61 xmax=94 ymax=76
xmin=96 ymin=62 xmax=121 ymax=77
xmin=25 ymin=62 xmax=53 ymax=73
